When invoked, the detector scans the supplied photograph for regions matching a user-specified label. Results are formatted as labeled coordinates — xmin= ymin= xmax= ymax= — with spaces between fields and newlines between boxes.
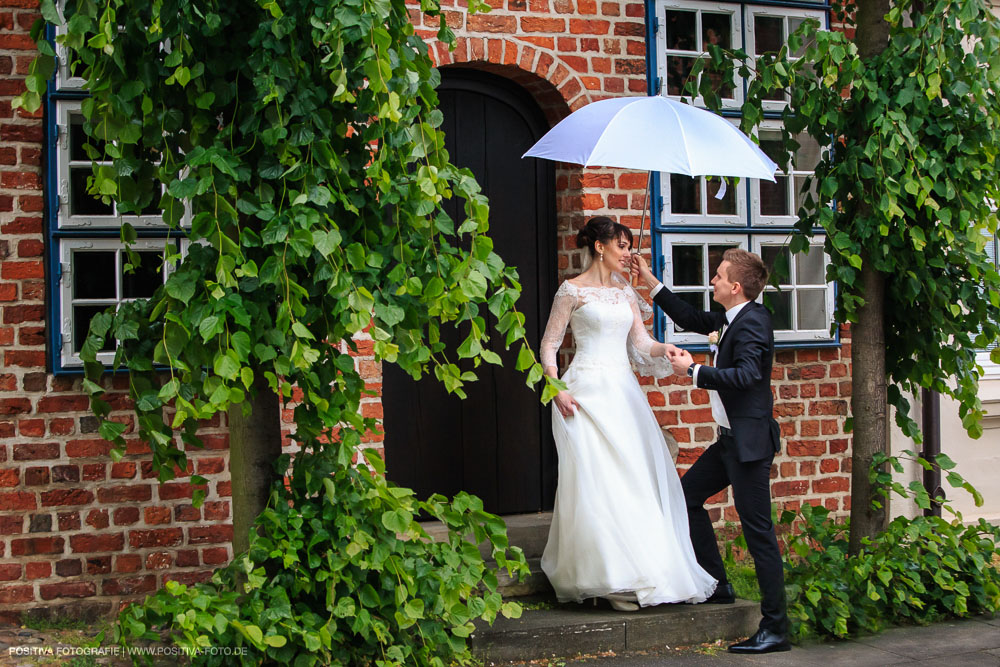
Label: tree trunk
xmin=847 ymin=0 xmax=892 ymax=555
xmin=849 ymin=256 xmax=888 ymax=553
xmin=228 ymin=375 xmax=283 ymax=557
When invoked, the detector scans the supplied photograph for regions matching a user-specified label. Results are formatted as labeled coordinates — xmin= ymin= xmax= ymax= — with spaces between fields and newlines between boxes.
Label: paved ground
xmin=564 ymin=615 xmax=1000 ymax=666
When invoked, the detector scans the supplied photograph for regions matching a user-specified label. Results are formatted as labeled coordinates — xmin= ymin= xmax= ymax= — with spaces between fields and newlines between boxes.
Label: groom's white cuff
xmin=650 ymin=282 xmax=664 ymax=297
xmin=692 ymin=364 xmax=700 ymax=386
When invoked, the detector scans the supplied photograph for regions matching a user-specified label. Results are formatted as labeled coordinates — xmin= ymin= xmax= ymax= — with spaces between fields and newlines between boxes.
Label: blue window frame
xmin=644 ymin=0 xmax=839 ymax=350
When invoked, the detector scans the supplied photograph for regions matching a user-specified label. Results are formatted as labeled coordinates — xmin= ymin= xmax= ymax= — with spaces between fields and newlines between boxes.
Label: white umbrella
xmin=522 ymin=95 xmax=778 ymax=250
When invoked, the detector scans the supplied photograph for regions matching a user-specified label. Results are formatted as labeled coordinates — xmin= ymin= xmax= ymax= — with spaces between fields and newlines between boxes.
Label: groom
xmin=633 ymin=249 xmax=789 ymax=654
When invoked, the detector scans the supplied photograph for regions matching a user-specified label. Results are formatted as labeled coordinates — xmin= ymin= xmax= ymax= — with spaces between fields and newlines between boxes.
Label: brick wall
xmin=0 ymin=0 xmax=852 ymax=621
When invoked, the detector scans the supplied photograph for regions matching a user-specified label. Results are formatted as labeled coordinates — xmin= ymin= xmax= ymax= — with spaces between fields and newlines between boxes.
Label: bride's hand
xmin=661 ymin=343 xmax=681 ymax=358
xmin=554 ymin=391 xmax=580 ymax=418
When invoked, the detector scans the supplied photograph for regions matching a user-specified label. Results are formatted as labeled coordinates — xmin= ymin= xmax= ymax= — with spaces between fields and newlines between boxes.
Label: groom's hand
xmin=630 ymin=255 xmax=660 ymax=290
xmin=670 ymin=349 xmax=694 ymax=376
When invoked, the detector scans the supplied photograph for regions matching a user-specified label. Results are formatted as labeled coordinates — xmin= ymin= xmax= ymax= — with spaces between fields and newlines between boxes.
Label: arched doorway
xmin=383 ymin=68 xmax=557 ymax=514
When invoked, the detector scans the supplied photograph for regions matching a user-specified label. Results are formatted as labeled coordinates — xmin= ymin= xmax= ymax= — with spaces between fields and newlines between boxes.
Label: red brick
xmin=0 ymin=468 xmax=17 ymax=486
xmin=163 ymin=571 xmax=213 ymax=586
xmin=25 ymin=561 xmax=50 ymax=579
xmin=143 ymin=506 xmax=171 ymax=525
xmin=55 ymin=559 xmax=82 ymax=577
xmin=614 ymin=21 xmax=644 ymax=36
xmin=129 ymin=528 xmax=183 ymax=549
xmin=188 ymin=524 xmax=233 ymax=545
xmin=0 ymin=398 xmax=31 ymax=415
xmin=0 ymin=490 xmax=36 ymax=510
xmin=85 ymin=509 xmax=109 ymax=530
xmin=809 ymin=400 xmax=848 ymax=416
xmin=57 ymin=511 xmax=80 ymax=531
xmin=174 ymin=504 xmax=200 ymax=521
xmin=0 ymin=563 xmax=20 ymax=580
xmin=196 ymin=457 xmax=225 ymax=475
xmin=113 ymin=507 xmax=139 ymax=525
xmin=0 ymin=585 xmax=33 ymax=604
xmin=812 ymin=477 xmax=850 ymax=493
xmin=145 ymin=551 xmax=172 ymax=570
xmin=115 ymin=554 xmax=142 ymax=573
xmin=37 ymin=395 xmax=91 ymax=413
xmin=570 ymin=18 xmax=610 ymax=33
xmin=97 ymin=485 xmax=152 ymax=503
xmin=680 ymin=408 xmax=714 ymax=424
xmin=49 ymin=418 xmax=74 ymax=436
xmin=202 ymin=547 xmax=229 ymax=566
xmin=0 ymin=514 xmax=22 ymax=534
xmin=175 ymin=549 xmax=199 ymax=567
xmin=467 ymin=13 xmax=516 ymax=32
xmin=86 ymin=556 xmax=111 ymax=575
xmin=66 ymin=439 xmax=111 ymax=458
xmin=786 ymin=440 xmax=826 ymax=457
xmin=521 ymin=16 xmax=564 ymax=31
xmin=799 ymin=460 xmax=816 ymax=476
xmin=22 ymin=466 xmax=47 ymax=485
xmin=40 ymin=581 xmax=96 ymax=600
xmin=82 ymin=463 xmax=106 ymax=481
xmin=40 ymin=489 xmax=93 ymax=506
xmin=71 ymin=533 xmax=124 ymax=554
xmin=11 ymin=536 xmax=64 ymax=556
xmin=1 ymin=259 xmax=42 ymax=279
xmin=13 ymin=442 xmax=59 ymax=460
xmin=102 ymin=575 xmax=157 ymax=596
xmin=51 ymin=465 xmax=79 ymax=483
xmin=110 ymin=462 xmax=136 ymax=479
xmin=17 ymin=419 xmax=44 ymax=437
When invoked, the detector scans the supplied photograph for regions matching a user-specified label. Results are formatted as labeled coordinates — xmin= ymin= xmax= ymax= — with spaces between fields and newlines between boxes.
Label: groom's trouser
xmin=681 ymin=435 xmax=788 ymax=635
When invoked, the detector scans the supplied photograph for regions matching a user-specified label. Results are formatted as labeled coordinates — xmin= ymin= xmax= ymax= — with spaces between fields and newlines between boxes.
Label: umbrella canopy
xmin=522 ymin=96 xmax=777 ymax=181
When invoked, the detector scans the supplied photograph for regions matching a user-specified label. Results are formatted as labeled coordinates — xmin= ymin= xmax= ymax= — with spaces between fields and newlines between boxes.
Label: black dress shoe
xmin=688 ymin=582 xmax=735 ymax=604
xmin=728 ymin=628 xmax=791 ymax=654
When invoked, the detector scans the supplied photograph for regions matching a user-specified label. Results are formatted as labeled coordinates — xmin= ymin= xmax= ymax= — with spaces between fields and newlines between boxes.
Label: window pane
xmin=138 ymin=186 xmax=162 ymax=217
xmin=796 ymin=245 xmax=826 ymax=285
xmin=788 ymin=17 xmax=808 ymax=57
xmin=763 ymin=290 xmax=792 ymax=329
xmin=665 ymin=10 xmax=697 ymax=51
xmin=760 ymin=176 xmax=790 ymax=216
xmin=705 ymin=177 xmax=736 ymax=215
xmin=797 ymin=289 xmax=827 ymax=329
xmin=666 ymin=55 xmax=696 ymax=96
xmin=794 ymin=175 xmax=817 ymax=212
xmin=702 ymin=13 xmax=731 ymax=49
xmin=70 ymin=168 xmax=115 ymax=216
xmin=69 ymin=115 xmax=108 ymax=162
xmin=708 ymin=244 xmax=735 ymax=278
xmin=73 ymin=305 xmax=115 ymax=353
xmin=754 ymin=16 xmax=784 ymax=54
xmin=673 ymin=291 xmax=705 ymax=331
xmin=122 ymin=251 xmax=163 ymax=299
xmin=761 ymin=245 xmax=791 ymax=284
xmin=670 ymin=174 xmax=701 ymax=214
xmin=793 ymin=133 xmax=821 ymax=170
xmin=73 ymin=251 xmax=116 ymax=299
xmin=672 ymin=245 xmax=704 ymax=286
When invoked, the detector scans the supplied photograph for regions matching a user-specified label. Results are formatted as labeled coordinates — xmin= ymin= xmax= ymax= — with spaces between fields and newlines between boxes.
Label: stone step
xmin=496 ymin=557 xmax=552 ymax=598
xmin=471 ymin=599 xmax=760 ymax=663
xmin=420 ymin=511 xmax=552 ymax=561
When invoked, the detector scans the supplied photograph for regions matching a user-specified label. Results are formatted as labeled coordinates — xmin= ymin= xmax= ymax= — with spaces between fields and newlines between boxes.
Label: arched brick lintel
xmin=422 ymin=34 xmax=594 ymax=127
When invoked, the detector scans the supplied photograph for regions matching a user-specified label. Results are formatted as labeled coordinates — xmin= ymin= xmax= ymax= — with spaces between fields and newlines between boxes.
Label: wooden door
xmin=382 ymin=69 xmax=556 ymax=514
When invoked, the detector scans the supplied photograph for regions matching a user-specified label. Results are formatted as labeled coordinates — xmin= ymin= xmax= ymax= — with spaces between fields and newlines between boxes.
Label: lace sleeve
xmin=625 ymin=288 xmax=675 ymax=379
xmin=540 ymin=282 xmax=577 ymax=370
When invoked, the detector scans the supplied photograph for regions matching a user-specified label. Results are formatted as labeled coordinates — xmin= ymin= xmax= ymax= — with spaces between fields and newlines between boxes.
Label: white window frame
xmin=752 ymin=237 xmax=836 ymax=342
xmin=56 ymin=101 xmax=167 ymax=229
xmin=661 ymin=117 xmax=747 ymax=227
xmin=58 ymin=237 xmax=180 ymax=368
xmin=745 ymin=5 xmax=828 ymax=112
xmin=657 ymin=0 xmax=744 ymax=110
xmin=980 ymin=231 xmax=999 ymax=377
xmin=751 ymin=120 xmax=824 ymax=226
xmin=662 ymin=232 xmax=748 ymax=344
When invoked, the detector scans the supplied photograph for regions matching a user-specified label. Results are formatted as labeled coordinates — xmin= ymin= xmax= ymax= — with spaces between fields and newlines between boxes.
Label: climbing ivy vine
xmin=17 ymin=0 xmax=560 ymax=661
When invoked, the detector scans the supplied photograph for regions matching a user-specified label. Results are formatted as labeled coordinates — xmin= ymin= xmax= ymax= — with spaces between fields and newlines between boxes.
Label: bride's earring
xmin=599 ymin=250 xmax=604 ymax=263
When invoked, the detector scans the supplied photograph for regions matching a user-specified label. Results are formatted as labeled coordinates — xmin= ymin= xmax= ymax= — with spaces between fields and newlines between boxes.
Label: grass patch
xmin=19 ymin=615 xmax=94 ymax=632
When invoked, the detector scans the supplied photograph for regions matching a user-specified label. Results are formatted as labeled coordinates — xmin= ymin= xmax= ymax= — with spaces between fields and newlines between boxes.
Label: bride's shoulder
xmin=558 ymin=278 xmax=583 ymax=294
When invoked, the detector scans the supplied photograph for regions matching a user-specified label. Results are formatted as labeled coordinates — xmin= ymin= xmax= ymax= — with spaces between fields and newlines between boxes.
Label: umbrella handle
xmin=634 ymin=170 xmax=651 ymax=286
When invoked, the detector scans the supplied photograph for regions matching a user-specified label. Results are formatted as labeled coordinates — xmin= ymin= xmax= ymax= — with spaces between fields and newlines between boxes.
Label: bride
xmin=539 ymin=216 xmax=717 ymax=611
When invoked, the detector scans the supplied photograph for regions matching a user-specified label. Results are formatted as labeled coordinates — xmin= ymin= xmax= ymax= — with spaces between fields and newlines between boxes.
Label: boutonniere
xmin=707 ymin=330 xmax=720 ymax=354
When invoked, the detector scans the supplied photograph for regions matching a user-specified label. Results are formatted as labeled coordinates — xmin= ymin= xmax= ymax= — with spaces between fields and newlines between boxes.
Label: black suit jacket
xmin=653 ymin=288 xmax=781 ymax=462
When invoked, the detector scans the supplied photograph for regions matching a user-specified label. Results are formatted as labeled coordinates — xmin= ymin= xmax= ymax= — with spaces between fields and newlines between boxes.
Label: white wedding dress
xmin=539 ymin=279 xmax=717 ymax=606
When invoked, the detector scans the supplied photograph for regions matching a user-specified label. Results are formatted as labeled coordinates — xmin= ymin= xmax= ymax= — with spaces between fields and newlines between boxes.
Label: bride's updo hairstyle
xmin=576 ymin=216 xmax=633 ymax=256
